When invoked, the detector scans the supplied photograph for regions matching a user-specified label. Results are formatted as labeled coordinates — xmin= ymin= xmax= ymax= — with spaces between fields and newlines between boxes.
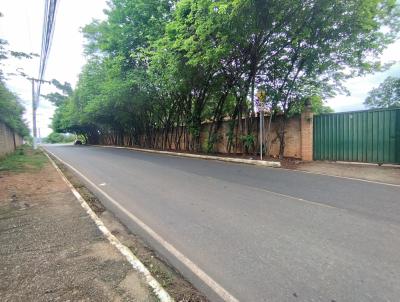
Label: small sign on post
xmin=256 ymin=90 xmax=267 ymax=160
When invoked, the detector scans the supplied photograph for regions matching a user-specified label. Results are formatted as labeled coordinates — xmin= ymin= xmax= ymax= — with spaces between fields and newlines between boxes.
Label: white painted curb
xmin=97 ymin=145 xmax=281 ymax=168
xmin=43 ymin=151 xmax=174 ymax=302
xmin=43 ymin=148 xmax=240 ymax=302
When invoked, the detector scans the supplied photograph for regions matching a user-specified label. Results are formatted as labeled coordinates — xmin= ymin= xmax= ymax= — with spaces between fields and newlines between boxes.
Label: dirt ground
xmin=283 ymin=160 xmax=400 ymax=185
xmin=0 ymin=159 xmax=155 ymax=301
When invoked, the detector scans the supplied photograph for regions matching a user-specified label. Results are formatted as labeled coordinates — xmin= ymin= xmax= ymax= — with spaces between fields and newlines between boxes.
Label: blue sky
xmin=0 ymin=0 xmax=399 ymax=137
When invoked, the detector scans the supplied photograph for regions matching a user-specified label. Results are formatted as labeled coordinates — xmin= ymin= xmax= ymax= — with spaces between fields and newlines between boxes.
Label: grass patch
xmin=0 ymin=145 xmax=47 ymax=172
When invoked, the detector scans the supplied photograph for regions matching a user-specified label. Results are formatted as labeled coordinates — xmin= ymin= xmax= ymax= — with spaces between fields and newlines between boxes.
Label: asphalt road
xmin=44 ymin=145 xmax=400 ymax=302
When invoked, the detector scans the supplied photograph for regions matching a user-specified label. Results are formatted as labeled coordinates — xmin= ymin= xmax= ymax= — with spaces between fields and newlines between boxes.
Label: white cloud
xmin=327 ymin=39 xmax=400 ymax=112
xmin=0 ymin=0 xmax=107 ymax=137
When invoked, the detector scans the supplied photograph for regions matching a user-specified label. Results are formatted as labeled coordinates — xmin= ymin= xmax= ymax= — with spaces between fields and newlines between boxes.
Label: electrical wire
xmin=36 ymin=0 xmax=58 ymax=104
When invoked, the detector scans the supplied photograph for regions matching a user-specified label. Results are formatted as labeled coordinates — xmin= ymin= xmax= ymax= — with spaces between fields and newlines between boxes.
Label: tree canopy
xmin=43 ymin=132 xmax=75 ymax=144
xmin=364 ymin=76 xmax=400 ymax=108
xmin=52 ymin=0 xmax=400 ymax=155
xmin=42 ymin=79 xmax=73 ymax=107
xmin=0 ymin=82 xmax=29 ymax=137
xmin=0 ymin=30 xmax=30 ymax=137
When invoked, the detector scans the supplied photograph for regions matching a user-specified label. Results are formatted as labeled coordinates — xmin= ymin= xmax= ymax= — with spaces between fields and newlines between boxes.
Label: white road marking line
xmin=253 ymin=186 xmax=340 ymax=210
xmin=44 ymin=148 xmax=240 ymax=302
xmin=43 ymin=151 xmax=174 ymax=302
xmin=200 ymin=173 xmax=341 ymax=211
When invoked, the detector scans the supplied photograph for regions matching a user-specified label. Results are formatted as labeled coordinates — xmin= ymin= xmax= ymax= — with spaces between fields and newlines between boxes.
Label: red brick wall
xmin=172 ymin=115 xmax=307 ymax=159
xmin=122 ymin=111 xmax=314 ymax=160
xmin=300 ymin=109 xmax=314 ymax=161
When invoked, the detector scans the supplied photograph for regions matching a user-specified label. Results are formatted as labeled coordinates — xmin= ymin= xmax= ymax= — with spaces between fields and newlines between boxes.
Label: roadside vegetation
xmin=0 ymin=82 xmax=29 ymax=139
xmin=0 ymin=14 xmax=33 ymax=140
xmin=50 ymin=0 xmax=399 ymax=157
xmin=43 ymin=132 xmax=75 ymax=144
xmin=0 ymin=145 xmax=47 ymax=172
xmin=364 ymin=76 xmax=400 ymax=109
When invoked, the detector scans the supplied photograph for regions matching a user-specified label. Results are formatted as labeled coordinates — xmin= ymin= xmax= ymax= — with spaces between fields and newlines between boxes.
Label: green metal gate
xmin=313 ymin=108 xmax=400 ymax=164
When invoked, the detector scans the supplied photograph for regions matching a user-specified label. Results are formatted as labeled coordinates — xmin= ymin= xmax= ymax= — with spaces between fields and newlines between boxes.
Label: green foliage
xmin=203 ymin=133 xmax=222 ymax=154
xmin=0 ymin=81 xmax=29 ymax=136
xmin=0 ymin=145 xmax=47 ymax=172
xmin=0 ymin=17 xmax=31 ymax=137
xmin=364 ymin=76 xmax=400 ymax=108
xmin=290 ymin=96 xmax=334 ymax=115
xmin=42 ymin=79 xmax=73 ymax=107
xmin=51 ymin=0 xmax=399 ymax=156
xmin=240 ymin=134 xmax=256 ymax=154
xmin=43 ymin=132 xmax=75 ymax=144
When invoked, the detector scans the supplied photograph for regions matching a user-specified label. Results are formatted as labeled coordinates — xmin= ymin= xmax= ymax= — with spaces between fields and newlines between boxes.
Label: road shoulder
xmin=45 ymin=148 xmax=209 ymax=302
xmin=285 ymin=161 xmax=400 ymax=186
xmin=0 ymin=148 xmax=157 ymax=301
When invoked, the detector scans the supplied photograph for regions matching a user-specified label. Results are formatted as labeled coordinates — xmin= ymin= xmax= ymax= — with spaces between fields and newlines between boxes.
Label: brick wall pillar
xmin=301 ymin=104 xmax=314 ymax=161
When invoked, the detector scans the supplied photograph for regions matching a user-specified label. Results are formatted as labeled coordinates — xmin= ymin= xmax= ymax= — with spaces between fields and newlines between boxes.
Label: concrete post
xmin=301 ymin=102 xmax=314 ymax=161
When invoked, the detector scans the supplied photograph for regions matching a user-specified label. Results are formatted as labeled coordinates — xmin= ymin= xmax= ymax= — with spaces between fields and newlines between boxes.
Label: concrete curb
xmin=43 ymin=149 xmax=174 ymax=302
xmin=97 ymin=145 xmax=281 ymax=168
xmin=43 ymin=147 xmax=240 ymax=302
xmin=93 ymin=145 xmax=400 ymax=187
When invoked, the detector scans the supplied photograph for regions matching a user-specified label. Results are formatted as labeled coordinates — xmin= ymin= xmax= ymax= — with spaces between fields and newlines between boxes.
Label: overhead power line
xmin=36 ymin=0 xmax=58 ymax=102
xmin=31 ymin=0 xmax=59 ymax=149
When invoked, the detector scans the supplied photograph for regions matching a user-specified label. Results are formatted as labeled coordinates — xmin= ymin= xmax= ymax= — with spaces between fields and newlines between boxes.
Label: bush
xmin=240 ymin=134 xmax=256 ymax=154
xmin=44 ymin=132 xmax=75 ymax=144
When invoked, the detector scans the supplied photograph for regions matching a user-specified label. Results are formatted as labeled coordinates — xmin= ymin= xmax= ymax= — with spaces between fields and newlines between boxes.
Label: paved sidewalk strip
xmin=0 ymin=154 xmax=159 ymax=301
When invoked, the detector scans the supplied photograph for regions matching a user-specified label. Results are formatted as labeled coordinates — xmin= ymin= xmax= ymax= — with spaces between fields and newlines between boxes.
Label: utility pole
xmin=28 ymin=77 xmax=51 ymax=149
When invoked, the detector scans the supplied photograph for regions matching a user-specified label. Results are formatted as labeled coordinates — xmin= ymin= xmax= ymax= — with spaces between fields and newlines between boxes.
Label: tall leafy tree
xmin=0 ymin=82 xmax=29 ymax=137
xmin=0 ymin=19 xmax=30 ymax=138
xmin=364 ymin=76 xmax=400 ymax=108
xmin=52 ymin=0 xmax=400 ymax=157
xmin=42 ymin=79 xmax=73 ymax=107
